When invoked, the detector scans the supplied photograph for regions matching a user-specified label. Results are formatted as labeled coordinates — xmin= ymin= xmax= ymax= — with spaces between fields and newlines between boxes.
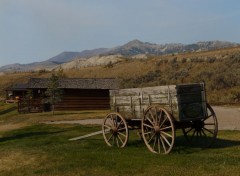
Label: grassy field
xmin=0 ymin=103 xmax=240 ymax=176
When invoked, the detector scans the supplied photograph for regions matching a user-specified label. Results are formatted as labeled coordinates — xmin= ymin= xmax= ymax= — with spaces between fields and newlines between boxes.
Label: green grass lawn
xmin=0 ymin=103 xmax=240 ymax=175
xmin=0 ymin=123 xmax=240 ymax=176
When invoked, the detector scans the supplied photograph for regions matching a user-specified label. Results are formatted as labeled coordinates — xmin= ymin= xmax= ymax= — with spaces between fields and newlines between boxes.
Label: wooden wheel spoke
xmin=205 ymin=114 xmax=214 ymax=120
xmin=116 ymin=120 xmax=124 ymax=128
xmin=196 ymin=131 xmax=201 ymax=141
xmin=147 ymin=134 xmax=155 ymax=143
xmin=149 ymin=110 xmax=156 ymax=123
xmin=156 ymin=109 xmax=163 ymax=126
xmin=157 ymin=136 xmax=161 ymax=153
xmin=190 ymin=129 xmax=197 ymax=142
xmin=160 ymin=136 xmax=167 ymax=153
xmin=110 ymin=115 xmax=115 ymax=127
xmin=117 ymin=135 xmax=124 ymax=145
xmin=159 ymin=116 xmax=167 ymax=129
xmin=107 ymin=133 xmax=114 ymax=142
xmin=159 ymin=109 xmax=163 ymax=119
xmin=116 ymin=136 xmax=120 ymax=147
xmin=152 ymin=135 xmax=157 ymax=150
xmin=160 ymin=134 xmax=171 ymax=147
xmin=117 ymin=127 xmax=127 ymax=131
xmin=113 ymin=118 xmax=118 ymax=127
xmin=118 ymin=131 xmax=126 ymax=138
xmin=161 ymin=131 xmax=173 ymax=138
xmin=112 ymin=135 xmax=115 ymax=145
xmin=185 ymin=127 xmax=193 ymax=134
xmin=204 ymin=123 xmax=215 ymax=126
xmin=154 ymin=107 xmax=159 ymax=124
xmin=199 ymin=130 xmax=202 ymax=137
xmin=201 ymin=129 xmax=207 ymax=137
xmin=201 ymin=129 xmax=210 ymax=143
xmin=203 ymin=127 xmax=215 ymax=135
xmin=144 ymin=131 xmax=152 ymax=135
xmin=104 ymin=124 xmax=112 ymax=129
xmin=143 ymin=123 xmax=154 ymax=129
xmin=146 ymin=116 xmax=154 ymax=126
xmin=160 ymin=126 xmax=172 ymax=131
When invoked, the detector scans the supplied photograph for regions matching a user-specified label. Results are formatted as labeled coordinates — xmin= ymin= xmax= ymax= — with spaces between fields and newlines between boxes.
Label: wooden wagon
xmin=102 ymin=83 xmax=218 ymax=154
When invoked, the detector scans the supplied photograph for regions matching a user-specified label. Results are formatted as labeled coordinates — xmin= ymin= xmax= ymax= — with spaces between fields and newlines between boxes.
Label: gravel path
xmin=44 ymin=106 xmax=240 ymax=130
xmin=213 ymin=106 xmax=240 ymax=130
xmin=45 ymin=118 xmax=103 ymax=125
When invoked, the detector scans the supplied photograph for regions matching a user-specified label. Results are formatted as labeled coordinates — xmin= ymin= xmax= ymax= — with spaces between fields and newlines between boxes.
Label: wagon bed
xmin=102 ymin=83 xmax=218 ymax=154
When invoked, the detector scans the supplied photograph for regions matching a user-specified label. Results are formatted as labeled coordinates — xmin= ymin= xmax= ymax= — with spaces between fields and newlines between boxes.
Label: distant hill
xmin=0 ymin=49 xmax=109 ymax=72
xmin=47 ymin=49 xmax=110 ymax=63
xmin=103 ymin=40 xmax=239 ymax=55
xmin=0 ymin=40 xmax=239 ymax=73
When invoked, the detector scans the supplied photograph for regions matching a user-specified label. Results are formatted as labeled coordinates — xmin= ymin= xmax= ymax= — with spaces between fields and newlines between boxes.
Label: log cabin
xmin=5 ymin=83 xmax=28 ymax=103
xmin=6 ymin=78 xmax=119 ymax=112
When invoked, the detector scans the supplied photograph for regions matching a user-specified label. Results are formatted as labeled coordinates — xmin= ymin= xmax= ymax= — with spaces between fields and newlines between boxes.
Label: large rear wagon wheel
xmin=102 ymin=112 xmax=129 ymax=148
xmin=142 ymin=105 xmax=175 ymax=154
xmin=182 ymin=104 xmax=218 ymax=148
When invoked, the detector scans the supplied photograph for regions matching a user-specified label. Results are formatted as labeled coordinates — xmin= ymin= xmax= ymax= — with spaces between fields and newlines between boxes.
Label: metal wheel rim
xmin=141 ymin=105 xmax=175 ymax=154
xmin=102 ymin=112 xmax=129 ymax=148
xmin=182 ymin=104 xmax=218 ymax=148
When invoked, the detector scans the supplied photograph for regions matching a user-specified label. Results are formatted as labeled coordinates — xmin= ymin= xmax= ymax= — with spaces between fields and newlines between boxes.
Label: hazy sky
xmin=1 ymin=0 xmax=240 ymax=67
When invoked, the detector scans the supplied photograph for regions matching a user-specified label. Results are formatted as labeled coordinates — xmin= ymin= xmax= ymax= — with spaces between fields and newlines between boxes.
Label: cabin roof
xmin=28 ymin=78 xmax=119 ymax=89
xmin=6 ymin=83 xmax=29 ymax=91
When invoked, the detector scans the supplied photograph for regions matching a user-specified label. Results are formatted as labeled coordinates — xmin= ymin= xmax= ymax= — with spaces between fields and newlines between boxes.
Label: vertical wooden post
xmin=148 ymin=95 xmax=151 ymax=105
xmin=168 ymin=86 xmax=173 ymax=115
xmin=113 ymin=92 xmax=116 ymax=111
xmin=139 ymin=92 xmax=142 ymax=119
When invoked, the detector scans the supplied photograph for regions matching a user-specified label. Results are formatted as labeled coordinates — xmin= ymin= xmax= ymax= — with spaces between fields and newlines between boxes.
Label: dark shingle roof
xmin=6 ymin=83 xmax=28 ymax=91
xmin=28 ymin=78 xmax=119 ymax=89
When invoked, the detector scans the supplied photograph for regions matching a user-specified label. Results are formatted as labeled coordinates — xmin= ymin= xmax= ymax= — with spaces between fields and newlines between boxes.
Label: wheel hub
xmin=111 ymin=127 xmax=118 ymax=135
xmin=192 ymin=120 xmax=204 ymax=130
xmin=154 ymin=126 xmax=161 ymax=135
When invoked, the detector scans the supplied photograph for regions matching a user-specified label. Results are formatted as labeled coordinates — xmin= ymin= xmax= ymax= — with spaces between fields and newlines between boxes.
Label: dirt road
xmin=44 ymin=106 xmax=240 ymax=130
xmin=213 ymin=106 xmax=240 ymax=130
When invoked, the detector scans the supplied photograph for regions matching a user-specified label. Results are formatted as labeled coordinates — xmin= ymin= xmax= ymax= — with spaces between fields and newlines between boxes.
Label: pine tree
xmin=43 ymin=73 xmax=62 ymax=115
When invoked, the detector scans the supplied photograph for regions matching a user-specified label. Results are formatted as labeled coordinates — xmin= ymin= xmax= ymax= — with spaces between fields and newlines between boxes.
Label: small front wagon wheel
xmin=102 ymin=112 xmax=129 ymax=148
xmin=182 ymin=104 xmax=218 ymax=148
xmin=142 ymin=105 xmax=175 ymax=154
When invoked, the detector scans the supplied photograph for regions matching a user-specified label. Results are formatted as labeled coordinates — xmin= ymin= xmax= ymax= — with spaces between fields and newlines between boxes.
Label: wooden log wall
xmin=55 ymin=89 xmax=110 ymax=111
xmin=55 ymin=96 xmax=110 ymax=110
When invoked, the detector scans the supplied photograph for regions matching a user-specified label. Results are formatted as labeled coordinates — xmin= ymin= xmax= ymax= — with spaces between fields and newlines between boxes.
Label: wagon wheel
xmin=102 ymin=112 xmax=129 ymax=148
xmin=142 ymin=105 xmax=175 ymax=154
xmin=182 ymin=104 xmax=218 ymax=148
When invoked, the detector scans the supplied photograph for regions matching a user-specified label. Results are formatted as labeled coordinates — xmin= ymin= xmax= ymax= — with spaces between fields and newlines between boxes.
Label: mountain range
xmin=0 ymin=40 xmax=239 ymax=73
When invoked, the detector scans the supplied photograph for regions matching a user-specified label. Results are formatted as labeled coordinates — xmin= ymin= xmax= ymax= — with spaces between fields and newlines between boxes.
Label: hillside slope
xmin=0 ymin=46 xmax=239 ymax=104
xmin=0 ymin=40 xmax=238 ymax=73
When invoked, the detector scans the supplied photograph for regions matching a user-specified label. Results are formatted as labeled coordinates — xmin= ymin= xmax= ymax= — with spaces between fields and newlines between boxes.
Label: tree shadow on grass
xmin=0 ymin=106 xmax=17 ymax=116
xmin=0 ymin=130 xmax=66 ymax=143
